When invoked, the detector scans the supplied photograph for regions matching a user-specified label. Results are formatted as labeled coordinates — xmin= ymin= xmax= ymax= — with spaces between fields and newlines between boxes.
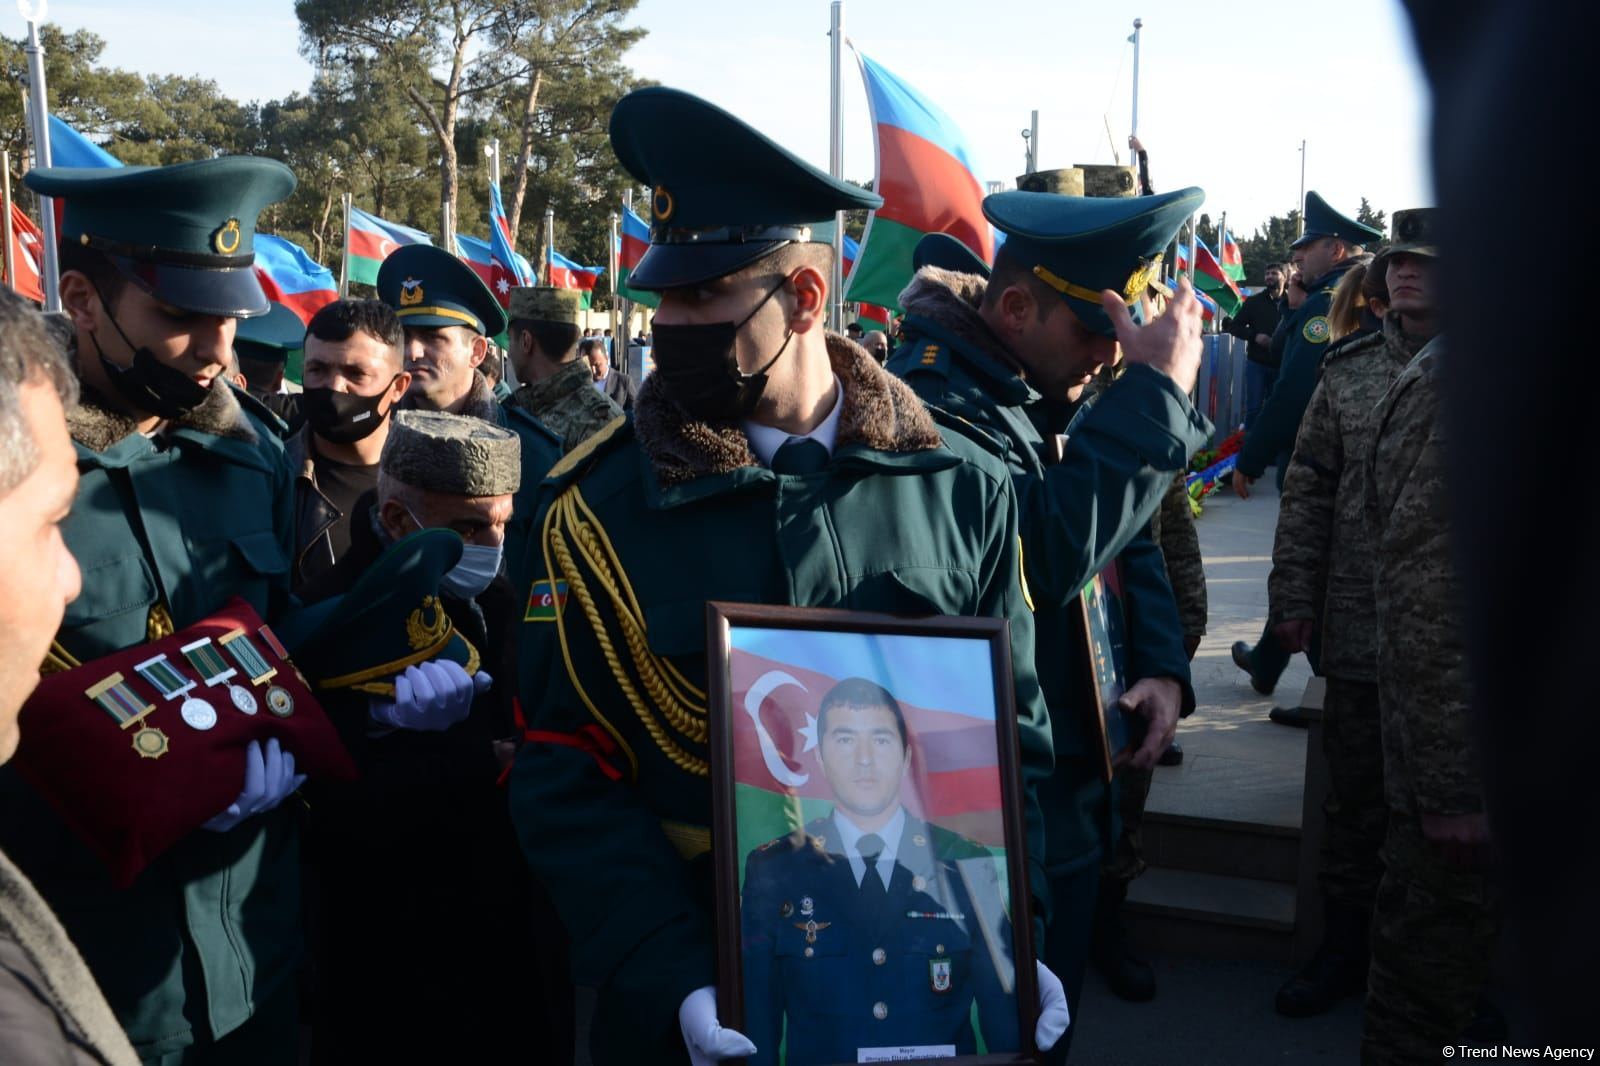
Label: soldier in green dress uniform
xmin=0 ymin=157 xmax=310 ymax=1064
xmin=378 ymin=244 xmax=508 ymax=424
xmin=508 ymin=87 xmax=1076 ymax=1065
xmin=887 ymin=198 xmax=1210 ymax=1047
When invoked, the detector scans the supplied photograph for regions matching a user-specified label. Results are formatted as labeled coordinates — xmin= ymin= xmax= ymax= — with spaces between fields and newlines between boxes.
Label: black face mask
xmin=90 ymin=292 xmax=213 ymax=420
xmin=650 ymin=278 xmax=795 ymax=421
xmin=302 ymin=377 xmax=398 ymax=444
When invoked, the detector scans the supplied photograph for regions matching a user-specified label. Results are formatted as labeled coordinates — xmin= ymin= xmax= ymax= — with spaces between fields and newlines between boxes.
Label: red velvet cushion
xmin=14 ymin=597 xmax=358 ymax=887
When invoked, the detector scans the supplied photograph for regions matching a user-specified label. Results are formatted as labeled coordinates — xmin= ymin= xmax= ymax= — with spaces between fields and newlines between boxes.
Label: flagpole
xmin=22 ymin=15 xmax=60 ymax=311
xmin=609 ymin=211 xmax=620 ymax=343
xmin=339 ymin=192 xmax=352 ymax=298
xmin=544 ymin=207 xmax=555 ymax=287
xmin=1129 ymin=18 xmax=1142 ymax=146
xmin=828 ymin=0 xmax=845 ymax=332
xmin=1298 ymin=140 xmax=1307 ymax=238
xmin=2 ymin=151 xmax=13 ymax=292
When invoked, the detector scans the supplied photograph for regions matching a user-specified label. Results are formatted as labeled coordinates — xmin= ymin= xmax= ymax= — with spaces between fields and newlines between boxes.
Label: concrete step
xmin=1142 ymin=810 xmax=1301 ymax=885
xmin=1125 ymin=867 xmax=1298 ymax=963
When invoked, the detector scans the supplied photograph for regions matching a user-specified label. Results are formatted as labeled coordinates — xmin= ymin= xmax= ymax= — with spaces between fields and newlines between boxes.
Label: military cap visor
xmin=913 ymin=232 xmax=992 ymax=279
xmin=1371 ymin=207 xmax=1438 ymax=274
xmin=377 ymin=244 xmax=507 ymax=336
xmin=983 ymin=185 xmax=1205 ymax=338
xmin=26 ymin=157 xmax=296 ymax=318
xmin=275 ymin=528 xmax=481 ymax=697
xmin=1289 ymin=190 xmax=1386 ymax=250
xmin=610 ymin=87 xmax=882 ymax=290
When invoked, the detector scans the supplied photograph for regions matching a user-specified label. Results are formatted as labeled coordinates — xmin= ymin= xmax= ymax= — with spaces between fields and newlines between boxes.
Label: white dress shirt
xmin=742 ymin=375 xmax=844 ymax=467
xmin=831 ymin=806 xmax=906 ymax=889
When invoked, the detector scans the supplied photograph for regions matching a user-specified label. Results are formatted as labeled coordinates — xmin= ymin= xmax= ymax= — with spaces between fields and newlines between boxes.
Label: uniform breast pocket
xmin=194 ymin=530 xmax=289 ymax=616
xmin=849 ymin=566 xmax=980 ymax=617
xmin=61 ymin=553 xmax=159 ymax=652
xmin=898 ymin=919 xmax=976 ymax=1005
xmin=773 ymin=915 xmax=853 ymax=1012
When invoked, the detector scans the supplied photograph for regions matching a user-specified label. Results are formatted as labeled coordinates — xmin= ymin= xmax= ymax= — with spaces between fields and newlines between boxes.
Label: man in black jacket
xmin=583 ymin=336 xmax=638 ymax=412
xmin=1226 ymin=263 xmax=1285 ymax=429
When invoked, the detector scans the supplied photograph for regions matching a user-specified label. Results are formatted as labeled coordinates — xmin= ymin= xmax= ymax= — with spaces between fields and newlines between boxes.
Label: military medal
xmin=218 ymin=628 xmax=277 ymax=686
xmin=793 ymin=919 xmax=832 ymax=945
xmin=180 ymin=697 xmax=218 ymax=731
xmin=133 ymin=654 xmax=194 ymax=701
xmin=229 ymin=685 xmax=259 ymax=715
xmin=800 ymin=896 xmax=815 ymax=917
xmin=85 ymin=672 xmax=168 ymax=759
xmin=265 ymin=686 xmax=295 ymax=718
xmin=779 ymin=901 xmax=794 ymax=918
xmin=257 ymin=624 xmax=311 ymax=688
xmin=929 ymin=957 xmax=952 ymax=993
xmin=905 ymin=910 xmax=966 ymax=921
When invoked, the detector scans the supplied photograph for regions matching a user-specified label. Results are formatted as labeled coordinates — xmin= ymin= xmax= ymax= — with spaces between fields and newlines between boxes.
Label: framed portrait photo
xmin=706 ymin=603 xmax=1039 ymax=1066
xmin=1072 ymin=567 xmax=1134 ymax=783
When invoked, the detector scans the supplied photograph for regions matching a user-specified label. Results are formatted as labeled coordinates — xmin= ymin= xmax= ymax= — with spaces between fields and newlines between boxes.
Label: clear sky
xmin=18 ymin=0 xmax=1432 ymax=237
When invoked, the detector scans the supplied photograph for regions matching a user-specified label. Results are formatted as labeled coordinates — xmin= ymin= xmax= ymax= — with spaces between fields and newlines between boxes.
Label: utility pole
xmin=828 ymin=1 xmax=846 ymax=330
xmin=1298 ymin=140 xmax=1307 ymax=237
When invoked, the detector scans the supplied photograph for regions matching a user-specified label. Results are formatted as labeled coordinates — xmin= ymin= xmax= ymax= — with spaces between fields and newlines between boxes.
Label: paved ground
xmin=1150 ymin=472 xmax=1315 ymax=829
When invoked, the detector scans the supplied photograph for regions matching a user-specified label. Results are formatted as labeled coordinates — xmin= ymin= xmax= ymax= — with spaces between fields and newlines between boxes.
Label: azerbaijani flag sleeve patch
xmin=525 ymin=580 xmax=569 ymax=622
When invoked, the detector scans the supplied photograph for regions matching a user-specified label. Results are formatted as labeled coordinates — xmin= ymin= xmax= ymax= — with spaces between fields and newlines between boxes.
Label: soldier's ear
xmin=785 ymin=266 xmax=827 ymax=334
xmin=466 ymin=330 xmax=489 ymax=369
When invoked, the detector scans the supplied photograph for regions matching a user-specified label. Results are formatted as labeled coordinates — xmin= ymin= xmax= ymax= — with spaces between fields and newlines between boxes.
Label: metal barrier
xmin=1195 ymin=333 xmax=1248 ymax=444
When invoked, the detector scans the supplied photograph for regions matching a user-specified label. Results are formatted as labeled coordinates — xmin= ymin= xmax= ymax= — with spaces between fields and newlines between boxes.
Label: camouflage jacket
xmin=1150 ymin=472 xmax=1207 ymax=638
xmin=503 ymin=357 xmax=623 ymax=451
xmin=1268 ymin=314 xmax=1420 ymax=680
xmin=1364 ymin=336 xmax=1480 ymax=815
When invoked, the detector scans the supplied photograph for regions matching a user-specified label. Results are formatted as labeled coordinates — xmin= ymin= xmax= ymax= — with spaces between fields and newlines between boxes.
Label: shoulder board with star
xmin=542 ymin=414 xmax=631 ymax=486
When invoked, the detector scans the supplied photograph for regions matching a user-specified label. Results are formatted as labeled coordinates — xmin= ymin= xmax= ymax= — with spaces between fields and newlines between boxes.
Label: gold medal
xmin=132 ymin=726 xmax=169 ymax=759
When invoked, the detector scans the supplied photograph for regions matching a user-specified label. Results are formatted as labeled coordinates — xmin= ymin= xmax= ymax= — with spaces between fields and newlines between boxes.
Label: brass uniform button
xmin=936 ymin=944 xmax=946 ymax=954
xmin=804 ymin=947 xmax=814 ymax=958
xmin=873 ymin=1001 xmax=888 ymax=1020
xmin=872 ymin=948 xmax=886 ymax=965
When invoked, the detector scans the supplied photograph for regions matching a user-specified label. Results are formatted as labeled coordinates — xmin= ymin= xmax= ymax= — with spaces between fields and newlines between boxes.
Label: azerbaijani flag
xmin=1177 ymin=238 xmax=1244 ymax=317
xmin=486 ymin=183 xmax=534 ymax=306
xmin=842 ymin=233 xmax=892 ymax=332
xmin=548 ymin=249 xmax=603 ymax=309
xmin=847 ymin=51 xmax=995 ymax=311
xmin=252 ymin=235 xmax=337 ymax=325
xmin=6 ymin=205 xmax=45 ymax=303
xmin=1221 ymin=229 xmax=1245 ymax=281
xmin=727 ymin=626 xmax=1011 ymax=892
xmin=616 ymin=206 xmax=659 ymax=309
xmin=346 ymin=207 xmax=431 ymax=287
xmin=47 ymin=116 xmax=122 ymax=169
xmin=456 ymin=234 xmax=536 ymax=293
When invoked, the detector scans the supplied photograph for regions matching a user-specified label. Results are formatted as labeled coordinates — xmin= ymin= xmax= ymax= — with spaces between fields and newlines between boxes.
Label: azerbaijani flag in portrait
xmin=846 ymin=50 xmax=995 ymax=311
xmin=345 ymin=207 xmax=431 ymax=287
xmin=727 ymin=626 xmax=1008 ymax=891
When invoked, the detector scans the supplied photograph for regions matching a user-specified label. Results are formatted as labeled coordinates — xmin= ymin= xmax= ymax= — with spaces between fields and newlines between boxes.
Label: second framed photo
xmin=706 ymin=603 xmax=1039 ymax=1066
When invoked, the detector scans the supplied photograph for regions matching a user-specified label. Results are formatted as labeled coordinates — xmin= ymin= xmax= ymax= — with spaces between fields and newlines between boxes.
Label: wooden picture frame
xmin=706 ymin=602 xmax=1039 ymax=1066
xmin=1071 ymin=569 xmax=1133 ymax=784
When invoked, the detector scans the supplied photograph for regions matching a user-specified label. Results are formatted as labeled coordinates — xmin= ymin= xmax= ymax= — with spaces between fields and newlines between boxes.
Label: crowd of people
xmin=0 ymin=72 xmax=1540 ymax=1066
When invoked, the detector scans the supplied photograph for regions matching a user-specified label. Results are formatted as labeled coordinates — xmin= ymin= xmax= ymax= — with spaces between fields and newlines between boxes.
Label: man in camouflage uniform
xmin=1362 ymin=222 xmax=1499 ymax=1062
xmin=1266 ymin=210 xmax=1439 ymax=1019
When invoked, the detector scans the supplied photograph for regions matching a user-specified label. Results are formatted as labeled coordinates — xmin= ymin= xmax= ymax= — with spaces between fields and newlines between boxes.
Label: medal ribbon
xmin=134 ymin=654 xmax=194 ymax=700
xmin=180 ymin=638 xmax=236 ymax=686
xmin=85 ymin=673 xmax=155 ymax=728
xmin=219 ymin=629 xmax=277 ymax=685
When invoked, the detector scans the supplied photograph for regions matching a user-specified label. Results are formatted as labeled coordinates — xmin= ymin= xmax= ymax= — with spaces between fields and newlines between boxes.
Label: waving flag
xmin=483 ymin=183 xmax=534 ymax=307
xmin=615 ymin=206 xmax=660 ymax=309
xmin=252 ymin=235 xmax=337 ymax=325
xmin=1176 ymin=238 xmax=1244 ymax=317
xmin=47 ymin=116 xmax=123 ymax=169
xmin=548 ymin=249 xmax=603 ymax=309
xmin=847 ymin=51 xmax=994 ymax=311
xmin=726 ymin=627 xmax=1009 ymax=885
xmin=346 ymin=207 xmax=431 ymax=287
xmin=456 ymin=234 xmax=535 ymax=295
xmin=6 ymin=205 xmax=45 ymax=303
xmin=1221 ymin=230 xmax=1245 ymax=281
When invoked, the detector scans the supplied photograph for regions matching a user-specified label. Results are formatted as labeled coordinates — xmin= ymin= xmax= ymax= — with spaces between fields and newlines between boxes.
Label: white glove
xmin=1035 ymin=958 xmax=1071 ymax=1051
xmin=368 ymin=660 xmax=491 ymax=732
xmin=678 ymin=985 xmax=756 ymax=1066
xmin=202 ymin=738 xmax=306 ymax=832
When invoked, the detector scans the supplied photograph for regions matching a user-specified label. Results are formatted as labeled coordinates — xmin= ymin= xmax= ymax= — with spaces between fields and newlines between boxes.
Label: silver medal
xmin=181 ymin=697 xmax=218 ymax=731
xmin=229 ymin=685 xmax=259 ymax=715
